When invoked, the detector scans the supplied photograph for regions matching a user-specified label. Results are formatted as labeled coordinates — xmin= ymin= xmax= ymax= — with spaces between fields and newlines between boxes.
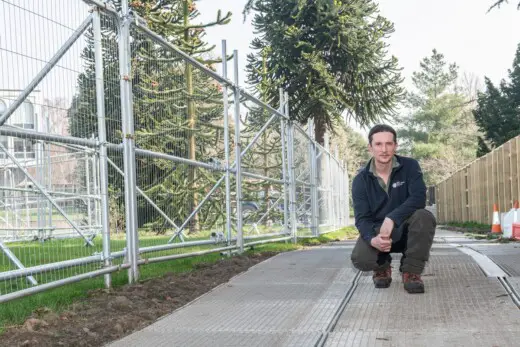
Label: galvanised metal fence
xmin=0 ymin=0 xmax=350 ymax=303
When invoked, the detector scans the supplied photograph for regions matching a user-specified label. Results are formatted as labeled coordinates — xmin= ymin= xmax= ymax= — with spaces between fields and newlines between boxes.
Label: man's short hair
xmin=368 ymin=124 xmax=397 ymax=144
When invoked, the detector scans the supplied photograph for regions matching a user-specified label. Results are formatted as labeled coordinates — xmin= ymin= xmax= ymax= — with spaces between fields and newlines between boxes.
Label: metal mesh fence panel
xmin=127 ymin=23 xmax=234 ymax=262
xmin=0 ymin=0 xmax=350 ymax=302
xmin=240 ymin=97 xmax=288 ymax=242
xmin=292 ymin=126 xmax=312 ymax=236
xmin=0 ymin=0 xmax=116 ymax=298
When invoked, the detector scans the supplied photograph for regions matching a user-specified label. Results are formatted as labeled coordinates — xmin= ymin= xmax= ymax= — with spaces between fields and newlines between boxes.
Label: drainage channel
xmin=498 ymin=277 xmax=520 ymax=308
xmin=451 ymin=243 xmax=520 ymax=309
xmin=314 ymin=270 xmax=362 ymax=347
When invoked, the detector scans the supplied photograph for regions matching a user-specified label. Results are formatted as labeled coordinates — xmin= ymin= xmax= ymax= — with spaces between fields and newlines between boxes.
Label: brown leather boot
xmin=373 ymin=267 xmax=392 ymax=288
xmin=402 ymin=272 xmax=425 ymax=293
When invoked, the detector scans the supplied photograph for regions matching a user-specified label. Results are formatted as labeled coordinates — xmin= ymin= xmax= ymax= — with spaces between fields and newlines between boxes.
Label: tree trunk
xmin=314 ymin=117 xmax=326 ymax=146
xmin=185 ymin=1 xmax=199 ymax=234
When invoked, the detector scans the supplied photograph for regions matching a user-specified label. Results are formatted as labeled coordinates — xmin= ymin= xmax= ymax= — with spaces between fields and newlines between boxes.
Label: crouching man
xmin=350 ymin=124 xmax=436 ymax=294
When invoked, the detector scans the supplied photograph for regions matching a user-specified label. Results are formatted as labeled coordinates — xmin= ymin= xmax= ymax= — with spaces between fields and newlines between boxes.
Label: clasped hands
xmin=370 ymin=217 xmax=394 ymax=252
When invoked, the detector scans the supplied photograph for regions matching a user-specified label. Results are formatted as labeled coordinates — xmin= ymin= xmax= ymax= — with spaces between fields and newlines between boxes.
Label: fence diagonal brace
xmin=0 ymin=15 xmax=93 ymax=126
xmin=238 ymin=113 xmax=278 ymax=162
xmin=0 ymin=143 xmax=94 ymax=246
xmin=167 ymin=174 xmax=225 ymax=243
xmin=0 ymin=241 xmax=38 ymax=285
xmin=248 ymin=194 xmax=284 ymax=231
xmin=106 ymin=157 xmax=183 ymax=241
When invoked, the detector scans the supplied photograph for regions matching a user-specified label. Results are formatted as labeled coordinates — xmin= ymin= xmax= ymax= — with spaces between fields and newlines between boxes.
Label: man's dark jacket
xmin=351 ymin=155 xmax=426 ymax=243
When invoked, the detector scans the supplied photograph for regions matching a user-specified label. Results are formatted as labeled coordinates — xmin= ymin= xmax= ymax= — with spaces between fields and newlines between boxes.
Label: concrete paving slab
xmin=109 ymin=247 xmax=356 ymax=347
xmin=108 ymin=237 xmax=520 ymax=347
xmin=328 ymin=254 xmax=520 ymax=347
xmin=111 ymin=330 xmax=322 ymax=347
xmin=325 ymin=330 xmax=520 ymax=347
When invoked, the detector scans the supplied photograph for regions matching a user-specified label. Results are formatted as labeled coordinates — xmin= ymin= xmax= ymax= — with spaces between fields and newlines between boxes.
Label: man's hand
xmin=370 ymin=235 xmax=391 ymax=252
xmin=379 ymin=217 xmax=394 ymax=239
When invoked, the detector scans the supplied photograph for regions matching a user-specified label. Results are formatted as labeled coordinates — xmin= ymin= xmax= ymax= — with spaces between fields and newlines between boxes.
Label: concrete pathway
xmin=108 ymin=228 xmax=520 ymax=347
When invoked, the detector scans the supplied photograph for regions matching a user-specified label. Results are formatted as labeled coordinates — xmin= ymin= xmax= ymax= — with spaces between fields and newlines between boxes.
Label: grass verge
xmin=0 ymin=226 xmax=357 ymax=333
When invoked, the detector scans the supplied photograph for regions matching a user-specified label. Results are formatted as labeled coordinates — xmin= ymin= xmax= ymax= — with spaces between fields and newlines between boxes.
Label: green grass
xmin=446 ymin=221 xmax=491 ymax=231
xmin=445 ymin=221 xmax=519 ymax=241
xmin=0 ymin=252 xmax=231 ymax=333
xmin=0 ymin=228 xmax=356 ymax=333
xmin=298 ymin=226 xmax=358 ymax=246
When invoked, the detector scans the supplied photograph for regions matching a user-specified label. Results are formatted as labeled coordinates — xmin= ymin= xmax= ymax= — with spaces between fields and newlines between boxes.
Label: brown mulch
xmin=0 ymin=252 xmax=279 ymax=347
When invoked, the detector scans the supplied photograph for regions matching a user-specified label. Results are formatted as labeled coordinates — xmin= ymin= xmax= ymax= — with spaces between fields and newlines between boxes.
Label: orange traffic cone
xmin=491 ymin=203 xmax=502 ymax=233
xmin=514 ymin=200 xmax=519 ymax=224
xmin=513 ymin=200 xmax=520 ymax=240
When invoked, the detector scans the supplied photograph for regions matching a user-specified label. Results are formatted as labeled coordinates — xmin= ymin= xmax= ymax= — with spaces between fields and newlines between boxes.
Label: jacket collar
xmin=365 ymin=155 xmax=402 ymax=177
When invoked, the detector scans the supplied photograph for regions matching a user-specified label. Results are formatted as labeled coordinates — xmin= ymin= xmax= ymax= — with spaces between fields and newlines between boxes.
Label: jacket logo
xmin=392 ymin=181 xmax=405 ymax=188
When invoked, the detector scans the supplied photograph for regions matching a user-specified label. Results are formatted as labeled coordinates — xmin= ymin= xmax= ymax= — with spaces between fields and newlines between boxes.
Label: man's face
xmin=368 ymin=131 xmax=397 ymax=165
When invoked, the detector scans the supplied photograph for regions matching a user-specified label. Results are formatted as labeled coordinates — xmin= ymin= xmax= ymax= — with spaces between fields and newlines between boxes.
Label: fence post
xmin=285 ymin=92 xmax=298 ymax=243
xmin=232 ymin=50 xmax=243 ymax=253
xmin=279 ymin=89 xmax=289 ymax=235
xmin=324 ymin=134 xmax=333 ymax=229
xmin=345 ymin=160 xmax=350 ymax=225
xmin=308 ymin=121 xmax=319 ymax=237
xmin=339 ymin=160 xmax=344 ymax=227
xmin=93 ymin=8 xmax=112 ymax=288
xmin=221 ymin=40 xmax=232 ymax=246
xmin=334 ymin=146 xmax=339 ymax=229
xmin=119 ymin=1 xmax=139 ymax=283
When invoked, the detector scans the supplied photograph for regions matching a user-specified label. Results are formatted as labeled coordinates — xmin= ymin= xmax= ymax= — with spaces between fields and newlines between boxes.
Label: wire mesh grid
xmin=240 ymin=99 xmax=287 ymax=239
xmin=0 ymin=0 xmax=113 ymax=296
xmin=292 ymin=126 xmax=313 ymax=236
xmin=0 ymin=0 xmax=351 ymax=301
xmin=128 ymin=24 xmax=232 ymax=260
xmin=316 ymin=145 xmax=334 ymax=234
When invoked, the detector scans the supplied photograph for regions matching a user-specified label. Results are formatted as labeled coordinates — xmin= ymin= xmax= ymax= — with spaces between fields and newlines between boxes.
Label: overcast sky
xmin=2 ymin=0 xmax=520 ymax=135
xmin=197 ymin=0 xmax=520 ymax=134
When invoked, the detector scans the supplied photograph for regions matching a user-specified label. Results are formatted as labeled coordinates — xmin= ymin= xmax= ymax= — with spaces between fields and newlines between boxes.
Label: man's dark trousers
xmin=351 ymin=209 xmax=436 ymax=274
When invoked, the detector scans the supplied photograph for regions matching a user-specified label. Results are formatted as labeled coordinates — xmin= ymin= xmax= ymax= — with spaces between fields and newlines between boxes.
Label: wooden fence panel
xmin=479 ymin=158 xmax=488 ymax=224
xmin=434 ymin=135 xmax=520 ymax=224
xmin=486 ymin=152 xmax=493 ymax=224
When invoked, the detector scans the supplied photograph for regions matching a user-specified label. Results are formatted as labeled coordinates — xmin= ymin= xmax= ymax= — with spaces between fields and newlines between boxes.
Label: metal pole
xmin=119 ymin=1 xmax=139 ymax=283
xmin=344 ymin=161 xmax=350 ymax=226
xmin=46 ymin=127 xmax=52 ymax=231
xmin=279 ymin=89 xmax=289 ymax=235
xmin=36 ymin=141 xmax=42 ymax=238
xmin=334 ymin=145 xmax=339 ymax=230
xmin=0 ymin=143 xmax=94 ymax=246
xmin=0 ymin=265 xmax=127 ymax=304
xmin=93 ymin=8 xmax=112 ymax=288
xmin=0 ymin=15 xmax=93 ymax=126
xmin=85 ymin=153 xmax=92 ymax=230
xmin=340 ymin=160 xmax=344 ymax=227
xmin=222 ymin=40 xmax=232 ymax=245
xmin=308 ymin=120 xmax=319 ymax=236
xmin=325 ymin=134 xmax=333 ymax=229
xmin=106 ymin=158 xmax=182 ymax=237
xmin=285 ymin=92 xmax=297 ymax=243
xmin=0 ymin=241 xmax=38 ymax=285
xmin=233 ymin=50 xmax=243 ymax=253
xmin=4 ymin=171 xmax=9 ymax=228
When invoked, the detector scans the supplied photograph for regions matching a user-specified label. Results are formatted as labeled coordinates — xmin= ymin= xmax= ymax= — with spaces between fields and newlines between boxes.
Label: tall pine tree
xmin=243 ymin=0 xmax=404 ymax=145
xmin=68 ymin=1 xmax=231 ymax=234
xmin=473 ymin=43 xmax=520 ymax=153
xmin=398 ymin=49 xmax=478 ymax=185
